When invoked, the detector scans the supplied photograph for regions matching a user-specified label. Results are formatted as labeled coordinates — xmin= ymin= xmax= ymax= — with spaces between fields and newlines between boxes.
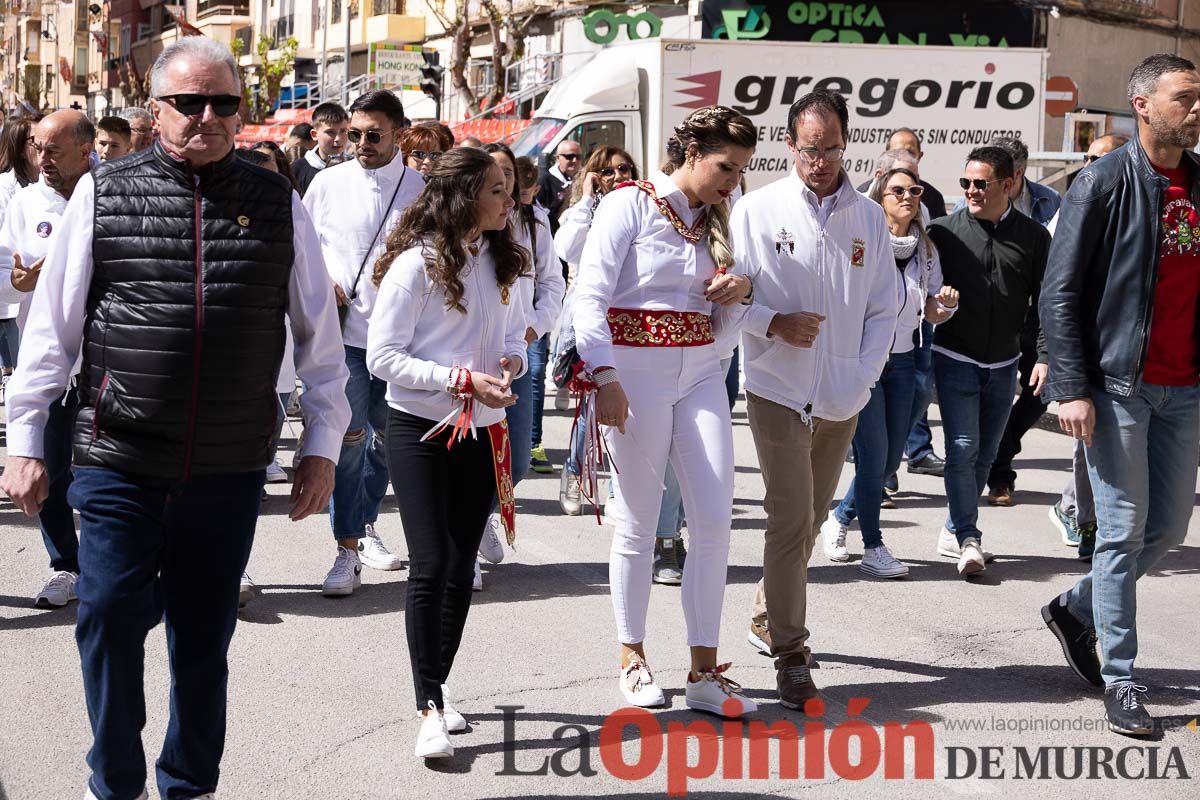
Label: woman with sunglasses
xmin=820 ymin=167 xmax=959 ymax=576
xmin=400 ymin=125 xmax=451 ymax=177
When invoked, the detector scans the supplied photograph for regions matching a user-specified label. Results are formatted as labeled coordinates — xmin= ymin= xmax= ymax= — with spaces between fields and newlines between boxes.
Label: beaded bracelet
xmin=591 ymin=367 xmax=621 ymax=388
xmin=446 ymin=367 xmax=472 ymax=397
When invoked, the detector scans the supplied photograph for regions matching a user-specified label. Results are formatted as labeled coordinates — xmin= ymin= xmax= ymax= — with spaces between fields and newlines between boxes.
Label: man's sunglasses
xmin=157 ymin=94 xmax=241 ymax=117
xmin=884 ymin=185 xmax=924 ymax=199
xmin=348 ymin=129 xmax=393 ymax=145
xmin=1083 ymin=154 xmax=1101 ymax=164
xmin=959 ymin=177 xmax=1004 ymax=191
xmin=410 ymin=149 xmax=442 ymax=162
xmin=558 ymin=153 xmax=581 ymax=161
xmin=598 ymin=163 xmax=633 ymax=179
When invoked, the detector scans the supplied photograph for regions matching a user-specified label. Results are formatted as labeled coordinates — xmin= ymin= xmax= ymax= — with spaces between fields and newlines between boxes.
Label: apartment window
xmin=74 ymin=46 xmax=87 ymax=88
xmin=331 ymin=0 xmax=359 ymax=25
xmin=374 ymin=0 xmax=406 ymax=14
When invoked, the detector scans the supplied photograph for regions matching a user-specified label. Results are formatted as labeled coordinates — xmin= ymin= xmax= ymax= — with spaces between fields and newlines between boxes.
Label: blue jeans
xmin=42 ymin=388 xmax=79 ymax=573
xmin=505 ymin=367 xmax=534 ymax=489
xmin=330 ymin=345 xmax=390 ymax=539
xmin=933 ymin=353 xmax=1018 ymax=544
xmin=0 ymin=317 xmax=19 ymax=369
xmin=528 ymin=334 xmax=550 ymax=447
xmin=905 ymin=321 xmax=936 ymax=462
xmin=1064 ymin=382 xmax=1200 ymax=686
xmin=834 ymin=350 xmax=917 ymax=548
xmin=70 ymin=466 xmax=265 ymax=800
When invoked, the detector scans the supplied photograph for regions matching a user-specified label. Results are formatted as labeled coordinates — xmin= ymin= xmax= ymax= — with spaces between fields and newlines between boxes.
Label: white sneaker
xmin=820 ymin=512 xmax=850 ymax=562
xmin=937 ymin=527 xmax=995 ymax=562
xmin=358 ymin=523 xmax=402 ymax=571
xmin=478 ymin=513 xmax=505 ymax=564
xmin=472 ymin=559 xmax=483 ymax=591
xmin=84 ymin=789 xmax=147 ymax=800
xmin=554 ymin=386 xmax=571 ymax=411
xmin=265 ymin=460 xmax=288 ymax=483
xmin=238 ymin=572 xmax=255 ymax=608
xmin=957 ymin=537 xmax=987 ymax=577
xmin=415 ymin=701 xmax=454 ymax=759
xmin=860 ymin=545 xmax=909 ymax=578
xmin=441 ymin=683 xmax=468 ymax=732
xmin=35 ymin=570 xmax=78 ymax=608
xmin=322 ymin=546 xmax=362 ymax=596
xmin=619 ymin=653 xmax=666 ymax=707
xmin=685 ymin=665 xmax=757 ymax=717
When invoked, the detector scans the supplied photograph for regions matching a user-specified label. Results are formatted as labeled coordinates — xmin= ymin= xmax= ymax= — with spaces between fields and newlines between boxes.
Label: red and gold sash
xmin=617 ymin=180 xmax=708 ymax=243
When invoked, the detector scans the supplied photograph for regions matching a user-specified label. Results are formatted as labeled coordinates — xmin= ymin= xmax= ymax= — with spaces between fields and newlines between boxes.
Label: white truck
xmin=510 ymin=38 xmax=1047 ymax=195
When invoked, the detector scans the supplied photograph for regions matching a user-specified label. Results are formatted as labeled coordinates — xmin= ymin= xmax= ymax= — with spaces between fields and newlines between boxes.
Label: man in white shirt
xmin=730 ymin=90 xmax=899 ymax=711
xmin=304 ymin=89 xmax=425 ymax=597
xmin=0 ymin=38 xmax=350 ymax=800
xmin=0 ymin=109 xmax=93 ymax=609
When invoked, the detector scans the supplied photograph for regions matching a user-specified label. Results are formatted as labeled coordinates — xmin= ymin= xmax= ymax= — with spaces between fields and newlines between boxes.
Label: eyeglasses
xmin=598 ymin=163 xmax=633 ymax=179
xmin=156 ymin=93 xmax=242 ymax=118
xmin=348 ymin=128 xmax=393 ymax=145
xmin=959 ymin=177 xmax=1004 ymax=191
xmin=796 ymin=146 xmax=846 ymax=165
xmin=884 ymin=185 xmax=925 ymax=199
xmin=410 ymin=149 xmax=442 ymax=162
xmin=558 ymin=153 xmax=581 ymax=161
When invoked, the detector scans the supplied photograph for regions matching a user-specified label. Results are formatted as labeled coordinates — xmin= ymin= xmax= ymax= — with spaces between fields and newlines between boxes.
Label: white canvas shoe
xmin=357 ymin=523 xmax=403 ymax=571
xmin=415 ymin=702 xmax=454 ymax=759
xmin=619 ymin=653 xmax=665 ymax=708
xmin=820 ymin=512 xmax=850 ymax=562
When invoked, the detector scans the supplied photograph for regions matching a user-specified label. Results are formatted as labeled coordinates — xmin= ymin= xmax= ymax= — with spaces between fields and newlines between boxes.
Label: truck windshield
xmin=510 ymin=118 xmax=567 ymax=160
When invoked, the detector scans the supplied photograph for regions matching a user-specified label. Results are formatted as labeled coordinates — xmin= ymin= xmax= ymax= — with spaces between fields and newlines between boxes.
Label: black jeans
xmin=987 ymin=336 xmax=1048 ymax=490
xmin=386 ymin=408 xmax=496 ymax=711
xmin=42 ymin=387 xmax=79 ymax=572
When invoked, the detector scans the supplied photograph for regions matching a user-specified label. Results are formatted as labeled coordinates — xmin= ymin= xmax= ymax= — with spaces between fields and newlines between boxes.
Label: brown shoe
xmin=987 ymin=486 xmax=1014 ymax=506
xmin=747 ymin=621 xmax=772 ymax=657
xmin=777 ymin=660 xmax=821 ymax=711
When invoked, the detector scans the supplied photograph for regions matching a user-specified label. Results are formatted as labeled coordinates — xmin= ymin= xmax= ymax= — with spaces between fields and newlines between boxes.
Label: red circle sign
xmin=1046 ymin=76 xmax=1079 ymax=117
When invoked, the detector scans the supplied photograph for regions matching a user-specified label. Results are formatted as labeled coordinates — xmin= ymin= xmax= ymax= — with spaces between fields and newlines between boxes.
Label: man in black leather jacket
xmin=1039 ymin=53 xmax=1200 ymax=738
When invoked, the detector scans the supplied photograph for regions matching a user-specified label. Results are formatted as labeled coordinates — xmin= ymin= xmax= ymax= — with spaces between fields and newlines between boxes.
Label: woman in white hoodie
xmin=821 ymin=167 xmax=959 ymax=577
xmin=574 ymin=106 xmax=757 ymax=718
xmin=367 ymin=148 xmax=529 ymax=760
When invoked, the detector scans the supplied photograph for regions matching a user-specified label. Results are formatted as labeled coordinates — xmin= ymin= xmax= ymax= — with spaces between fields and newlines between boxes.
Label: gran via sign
xmin=702 ymin=1 xmax=1036 ymax=47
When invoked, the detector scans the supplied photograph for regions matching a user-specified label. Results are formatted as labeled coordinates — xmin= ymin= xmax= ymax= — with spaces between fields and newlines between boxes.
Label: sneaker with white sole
xmin=685 ymin=663 xmax=757 ymax=717
xmin=529 ymin=444 xmax=554 ymax=475
xmin=937 ymin=527 xmax=994 ymax=562
xmin=554 ymin=386 xmax=571 ymax=411
xmin=358 ymin=523 xmax=402 ymax=571
xmin=860 ymin=545 xmax=909 ymax=578
xmin=747 ymin=621 xmax=772 ymax=657
xmin=415 ymin=701 xmax=454 ymax=759
xmin=559 ymin=468 xmax=583 ymax=516
xmin=478 ymin=513 xmax=505 ymax=564
xmin=265 ymin=460 xmax=288 ymax=483
xmin=472 ymin=559 xmax=483 ymax=591
xmin=35 ymin=570 xmax=78 ymax=608
xmin=619 ymin=653 xmax=666 ymax=707
xmin=441 ymin=684 xmax=468 ymax=732
xmin=322 ymin=546 xmax=362 ymax=596
xmin=820 ymin=512 xmax=850 ymax=562
xmin=238 ymin=572 xmax=255 ymax=608
xmin=957 ymin=537 xmax=986 ymax=577
xmin=84 ymin=789 xmax=147 ymax=800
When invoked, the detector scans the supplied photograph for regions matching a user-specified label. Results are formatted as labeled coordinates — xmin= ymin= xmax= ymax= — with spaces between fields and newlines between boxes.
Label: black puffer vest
xmin=73 ymin=143 xmax=295 ymax=479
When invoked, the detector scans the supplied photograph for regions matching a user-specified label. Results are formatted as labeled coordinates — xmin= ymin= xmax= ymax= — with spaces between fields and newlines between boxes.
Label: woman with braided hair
xmin=573 ymin=105 xmax=759 ymax=717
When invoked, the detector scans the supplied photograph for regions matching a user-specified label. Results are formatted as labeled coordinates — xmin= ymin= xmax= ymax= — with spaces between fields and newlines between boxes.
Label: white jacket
xmin=731 ymin=171 xmax=900 ymax=422
xmin=303 ymin=155 xmax=424 ymax=348
xmin=367 ymin=239 xmax=528 ymax=427
xmin=0 ymin=177 xmax=70 ymax=331
xmin=891 ymin=232 xmax=952 ymax=354
xmin=511 ymin=204 xmax=565 ymax=339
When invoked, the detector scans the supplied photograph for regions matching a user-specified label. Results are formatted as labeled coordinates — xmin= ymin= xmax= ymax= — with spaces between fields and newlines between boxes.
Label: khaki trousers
xmin=747 ymin=392 xmax=857 ymax=668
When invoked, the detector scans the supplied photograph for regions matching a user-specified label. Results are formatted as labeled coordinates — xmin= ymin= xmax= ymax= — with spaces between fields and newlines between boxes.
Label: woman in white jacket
xmin=367 ymin=148 xmax=529 ymax=760
xmin=574 ymin=106 xmax=757 ymax=718
xmin=821 ymin=167 xmax=959 ymax=576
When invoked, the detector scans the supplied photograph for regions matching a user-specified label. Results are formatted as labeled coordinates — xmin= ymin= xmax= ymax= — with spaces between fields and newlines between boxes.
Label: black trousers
xmin=988 ymin=336 xmax=1049 ymax=490
xmin=386 ymin=408 xmax=496 ymax=711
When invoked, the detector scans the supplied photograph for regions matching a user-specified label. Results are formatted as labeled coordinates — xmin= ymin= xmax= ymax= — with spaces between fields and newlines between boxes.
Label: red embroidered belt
xmin=607 ymin=308 xmax=714 ymax=347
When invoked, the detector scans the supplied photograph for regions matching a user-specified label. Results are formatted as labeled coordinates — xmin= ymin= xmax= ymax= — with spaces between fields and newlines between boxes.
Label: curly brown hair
xmin=373 ymin=147 xmax=529 ymax=312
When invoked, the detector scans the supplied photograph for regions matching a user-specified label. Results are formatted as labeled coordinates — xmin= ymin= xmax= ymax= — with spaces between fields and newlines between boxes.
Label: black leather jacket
xmin=1039 ymin=134 xmax=1200 ymax=401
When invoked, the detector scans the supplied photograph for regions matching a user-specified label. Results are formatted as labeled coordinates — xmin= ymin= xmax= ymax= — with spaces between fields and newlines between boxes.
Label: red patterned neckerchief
xmin=618 ymin=180 xmax=709 ymax=244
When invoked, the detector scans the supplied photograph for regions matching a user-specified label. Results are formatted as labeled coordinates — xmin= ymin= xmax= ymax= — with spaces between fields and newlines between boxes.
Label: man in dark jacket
xmin=536 ymin=138 xmax=581 ymax=235
xmin=0 ymin=37 xmax=350 ymax=799
xmin=1039 ymin=53 xmax=1200 ymax=737
xmin=927 ymin=145 xmax=1050 ymax=579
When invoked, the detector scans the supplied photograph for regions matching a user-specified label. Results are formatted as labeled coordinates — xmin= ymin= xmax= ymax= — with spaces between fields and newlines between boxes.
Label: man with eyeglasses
xmin=0 ymin=37 xmax=351 ymax=800
xmin=730 ymin=89 xmax=899 ymax=710
xmin=926 ymin=146 xmax=1050 ymax=578
xmin=537 ymin=139 xmax=581 ymax=239
xmin=119 ymin=107 xmax=155 ymax=153
xmin=0 ymin=110 xmax=93 ymax=611
xmin=304 ymin=89 xmax=425 ymax=596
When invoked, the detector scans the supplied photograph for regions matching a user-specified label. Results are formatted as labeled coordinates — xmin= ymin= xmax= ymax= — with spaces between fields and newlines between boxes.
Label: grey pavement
xmin=1 ymin=392 xmax=1198 ymax=799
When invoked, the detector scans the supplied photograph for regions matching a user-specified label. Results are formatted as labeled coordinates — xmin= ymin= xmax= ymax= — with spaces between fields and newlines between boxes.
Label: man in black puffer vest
xmin=1 ymin=38 xmax=350 ymax=800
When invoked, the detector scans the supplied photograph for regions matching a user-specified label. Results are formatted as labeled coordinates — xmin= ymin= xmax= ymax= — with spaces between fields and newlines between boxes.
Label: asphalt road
xmin=1 ymin=392 xmax=1198 ymax=799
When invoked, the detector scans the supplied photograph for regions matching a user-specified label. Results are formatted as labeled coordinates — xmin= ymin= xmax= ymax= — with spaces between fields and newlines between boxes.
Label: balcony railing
xmin=198 ymin=0 xmax=251 ymax=18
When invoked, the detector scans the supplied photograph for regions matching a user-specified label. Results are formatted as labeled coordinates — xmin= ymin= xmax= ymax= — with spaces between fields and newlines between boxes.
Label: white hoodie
xmin=730 ymin=171 xmax=900 ymax=422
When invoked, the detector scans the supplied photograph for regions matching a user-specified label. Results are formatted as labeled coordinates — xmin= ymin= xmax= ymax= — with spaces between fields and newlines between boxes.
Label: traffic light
xmin=420 ymin=50 xmax=444 ymax=119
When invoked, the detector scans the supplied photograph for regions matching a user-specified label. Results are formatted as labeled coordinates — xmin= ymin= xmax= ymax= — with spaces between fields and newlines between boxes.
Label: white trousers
xmin=604 ymin=343 xmax=734 ymax=648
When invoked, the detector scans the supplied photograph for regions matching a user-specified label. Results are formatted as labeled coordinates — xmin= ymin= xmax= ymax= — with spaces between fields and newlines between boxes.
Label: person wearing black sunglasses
xmin=0 ymin=37 xmax=353 ymax=800
xmin=925 ymin=145 xmax=1051 ymax=579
